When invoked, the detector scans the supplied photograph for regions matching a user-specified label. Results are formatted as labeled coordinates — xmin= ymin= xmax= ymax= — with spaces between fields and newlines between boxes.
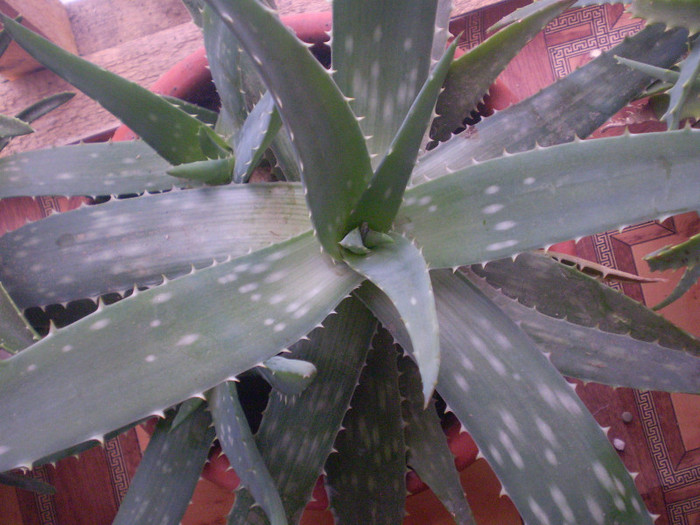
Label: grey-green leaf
xmin=413 ymin=24 xmax=688 ymax=181
xmin=398 ymin=353 xmax=475 ymax=525
xmin=350 ymin=39 xmax=457 ymax=232
xmin=230 ymin=297 xmax=377 ymax=523
xmin=465 ymin=258 xmax=700 ymax=393
xmin=209 ymin=382 xmax=286 ymax=525
xmin=0 ymin=282 xmax=38 ymax=354
xmin=343 ymin=233 xmax=439 ymax=403
xmin=332 ymin=0 xmax=438 ymax=167
xmin=0 ymin=232 xmax=361 ymax=471
xmin=113 ymin=406 xmax=215 ymax=525
xmin=645 ymin=232 xmax=700 ymax=310
xmin=399 ymin=129 xmax=700 ymax=269
xmin=0 ymin=114 xmax=32 ymax=140
xmin=257 ymin=356 xmax=317 ymax=396
xmin=431 ymin=270 xmax=651 ymax=524
xmin=663 ymin=37 xmax=700 ymax=129
xmin=1 ymin=15 xmax=224 ymax=165
xmin=325 ymin=329 xmax=406 ymax=525
xmin=430 ymin=0 xmax=574 ymax=141
xmin=0 ymin=142 xmax=194 ymax=198
xmin=204 ymin=0 xmax=372 ymax=258
xmin=234 ymin=91 xmax=282 ymax=183
xmin=0 ymin=184 xmax=310 ymax=308
xmin=470 ymin=252 xmax=700 ymax=357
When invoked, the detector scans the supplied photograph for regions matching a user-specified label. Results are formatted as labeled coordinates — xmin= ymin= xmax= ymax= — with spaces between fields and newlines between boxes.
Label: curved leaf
xmin=631 ymin=0 xmax=700 ymax=33
xmin=332 ymin=0 xmax=439 ymax=166
xmin=0 ymin=282 xmax=38 ymax=354
xmin=0 ymin=184 xmax=310 ymax=308
xmin=399 ymin=129 xmax=700 ymax=268
xmin=431 ymin=0 xmax=574 ymax=141
xmin=0 ymin=232 xmax=361 ymax=471
xmin=663 ymin=37 xmax=700 ymax=129
xmin=204 ymin=0 xmax=372 ymax=258
xmin=342 ymin=233 xmax=439 ymax=403
xmin=113 ymin=406 xmax=214 ymax=525
xmin=209 ymin=382 xmax=287 ymax=525
xmin=257 ymin=356 xmax=317 ymax=396
xmin=234 ymin=91 xmax=282 ymax=183
xmin=413 ymin=24 xmax=688 ymax=182
xmin=1 ymin=15 xmax=225 ymax=165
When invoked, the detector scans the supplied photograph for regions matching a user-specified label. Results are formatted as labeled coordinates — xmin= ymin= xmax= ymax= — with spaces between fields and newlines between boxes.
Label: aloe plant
xmin=0 ymin=0 xmax=699 ymax=523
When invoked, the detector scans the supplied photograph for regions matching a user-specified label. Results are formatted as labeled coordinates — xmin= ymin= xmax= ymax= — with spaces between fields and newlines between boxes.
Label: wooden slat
xmin=0 ymin=0 xmax=77 ymax=79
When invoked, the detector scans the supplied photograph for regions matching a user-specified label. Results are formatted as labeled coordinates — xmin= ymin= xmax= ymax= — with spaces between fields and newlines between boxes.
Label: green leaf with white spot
xmin=350 ymin=39 xmax=457 ymax=232
xmin=398 ymin=353 xmax=475 ymax=525
xmin=257 ymin=356 xmax=317 ymax=396
xmin=113 ymin=405 xmax=215 ymax=525
xmin=342 ymin=233 xmax=439 ymax=404
xmin=645 ymin=232 xmax=700 ymax=310
xmin=0 ymin=142 xmax=195 ymax=198
xmin=204 ymin=0 xmax=372 ymax=258
xmin=0 ymin=183 xmax=309 ymax=308
xmin=663 ymin=38 xmax=700 ymax=129
xmin=0 ymin=15 xmax=225 ymax=166
xmin=430 ymin=0 xmax=574 ymax=142
xmin=399 ymin=129 xmax=700 ymax=268
xmin=429 ymin=270 xmax=652 ymax=524
xmin=0 ymin=282 xmax=38 ymax=354
xmin=325 ymin=329 xmax=406 ymax=525
xmin=465 ymin=257 xmax=700 ymax=392
xmin=413 ymin=24 xmax=688 ymax=181
xmin=0 ymin=114 xmax=32 ymax=140
xmin=332 ymin=0 xmax=438 ymax=167
xmin=0 ymin=232 xmax=362 ymax=471
xmin=631 ymin=0 xmax=700 ymax=33
xmin=230 ymin=297 xmax=377 ymax=523
xmin=209 ymin=382 xmax=286 ymax=525
xmin=234 ymin=92 xmax=282 ymax=183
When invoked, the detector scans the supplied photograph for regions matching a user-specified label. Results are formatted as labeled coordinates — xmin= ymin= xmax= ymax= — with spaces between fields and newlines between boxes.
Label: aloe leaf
xmin=167 ymin=156 xmax=235 ymax=185
xmin=113 ymin=405 xmax=215 ymax=525
xmin=0 ymin=114 xmax=32 ymax=140
xmin=429 ymin=270 xmax=652 ymax=524
xmin=332 ymin=0 xmax=438 ymax=167
xmin=230 ymin=297 xmax=377 ymax=523
xmin=209 ymin=382 xmax=286 ymax=525
xmin=234 ymin=92 xmax=282 ymax=183
xmin=645 ymin=232 xmax=700 ymax=309
xmin=544 ymin=251 xmax=664 ymax=284
xmin=0 ymin=232 xmax=362 ymax=471
xmin=431 ymin=0 xmax=574 ymax=142
xmin=399 ymin=129 xmax=700 ymax=269
xmin=0 ymin=282 xmax=38 ymax=354
xmin=342 ymin=233 xmax=439 ymax=404
xmin=325 ymin=329 xmax=406 ymax=525
xmin=631 ymin=0 xmax=700 ymax=33
xmin=15 ymin=92 xmax=75 ymax=125
xmin=663 ymin=38 xmax=700 ymax=129
xmin=0 ymin=472 xmax=56 ymax=495
xmin=413 ymin=24 xmax=688 ymax=181
xmin=0 ymin=184 xmax=310 ymax=308
xmin=471 ymin=252 xmax=700 ymax=356
xmin=0 ymin=142 xmax=194 ymax=198
xmin=161 ymin=95 xmax=219 ymax=127
xmin=615 ymin=56 xmax=681 ymax=84
xmin=398 ymin=353 xmax=475 ymax=525
xmin=465 ymin=259 xmax=700 ymax=392
xmin=204 ymin=0 xmax=372 ymax=258
xmin=256 ymin=356 xmax=317 ymax=396
xmin=170 ymin=398 xmax=204 ymax=432
xmin=0 ymin=27 xmax=11 ymax=57
xmin=0 ymin=16 xmax=225 ymax=166
xmin=350 ymin=40 xmax=457 ymax=232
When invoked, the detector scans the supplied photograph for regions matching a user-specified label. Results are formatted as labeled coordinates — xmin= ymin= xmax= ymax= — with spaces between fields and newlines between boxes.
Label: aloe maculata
xmin=0 ymin=0 xmax=699 ymax=523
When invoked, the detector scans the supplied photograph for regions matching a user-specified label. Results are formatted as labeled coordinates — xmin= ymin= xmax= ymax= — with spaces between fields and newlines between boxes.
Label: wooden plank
xmin=0 ymin=21 xmax=203 ymax=155
xmin=0 ymin=0 xmax=77 ymax=79
xmin=65 ymin=0 xmax=192 ymax=56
